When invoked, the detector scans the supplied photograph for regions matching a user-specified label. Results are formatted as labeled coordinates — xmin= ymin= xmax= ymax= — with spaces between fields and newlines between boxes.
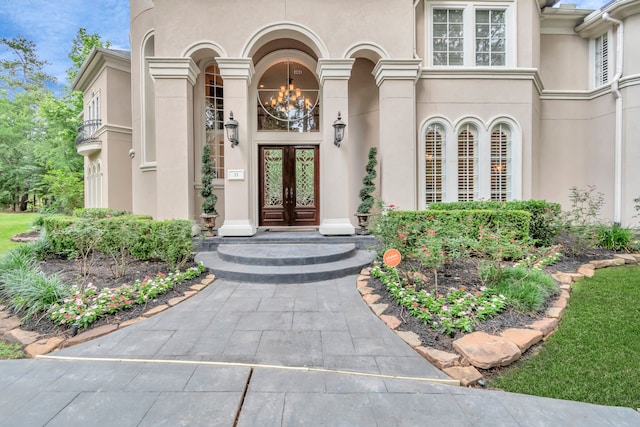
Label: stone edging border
xmin=0 ymin=274 xmax=217 ymax=358
xmin=357 ymin=254 xmax=640 ymax=387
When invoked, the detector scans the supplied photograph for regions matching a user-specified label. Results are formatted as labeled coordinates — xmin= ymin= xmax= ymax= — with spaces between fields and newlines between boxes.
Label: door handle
xmin=284 ymin=187 xmax=289 ymax=205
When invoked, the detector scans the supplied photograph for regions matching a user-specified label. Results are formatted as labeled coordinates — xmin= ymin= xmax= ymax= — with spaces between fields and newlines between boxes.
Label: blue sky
xmin=0 ymin=0 xmax=610 ymax=91
xmin=0 ymin=0 xmax=129 ymax=90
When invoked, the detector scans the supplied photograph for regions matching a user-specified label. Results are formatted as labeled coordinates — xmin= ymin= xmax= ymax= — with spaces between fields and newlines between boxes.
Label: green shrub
xmin=149 ymin=220 xmax=194 ymax=270
xmin=96 ymin=217 xmax=138 ymax=278
xmin=597 ymin=223 xmax=634 ymax=251
xmin=371 ymin=209 xmax=531 ymax=262
xmin=41 ymin=216 xmax=77 ymax=256
xmin=428 ymin=200 xmax=561 ymax=246
xmin=72 ymin=208 xmax=130 ymax=219
xmin=481 ymin=264 xmax=558 ymax=312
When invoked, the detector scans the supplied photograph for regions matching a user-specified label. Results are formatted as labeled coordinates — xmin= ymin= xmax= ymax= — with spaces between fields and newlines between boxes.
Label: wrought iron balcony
xmin=75 ymin=119 xmax=102 ymax=156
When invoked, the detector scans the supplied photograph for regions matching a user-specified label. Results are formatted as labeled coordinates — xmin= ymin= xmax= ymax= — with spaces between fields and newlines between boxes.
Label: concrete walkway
xmin=0 ymin=275 xmax=638 ymax=426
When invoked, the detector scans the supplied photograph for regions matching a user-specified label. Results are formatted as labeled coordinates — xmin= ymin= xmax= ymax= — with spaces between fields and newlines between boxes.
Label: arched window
xmin=490 ymin=124 xmax=511 ymax=201
xmin=457 ymin=124 xmax=478 ymax=201
xmin=425 ymin=123 xmax=446 ymax=203
xmin=204 ymin=64 xmax=225 ymax=179
xmin=257 ymin=60 xmax=319 ymax=132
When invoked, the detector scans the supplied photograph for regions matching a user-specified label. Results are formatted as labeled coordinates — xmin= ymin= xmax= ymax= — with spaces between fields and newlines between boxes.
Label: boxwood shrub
xmin=427 ymin=200 xmax=561 ymax=245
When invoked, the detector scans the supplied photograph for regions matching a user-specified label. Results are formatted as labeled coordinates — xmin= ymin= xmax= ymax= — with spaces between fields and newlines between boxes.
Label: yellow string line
xmin=36 ymin=354 xmax=459 ymax=386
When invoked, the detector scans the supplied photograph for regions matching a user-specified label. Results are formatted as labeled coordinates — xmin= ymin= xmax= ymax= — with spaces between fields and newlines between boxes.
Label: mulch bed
xmin=367 ymin=246 xmax=615 ymax=355
xmin=16 ymin=252 xmax=203 ymax=340
xmin=4 ymin=231 xmax=616 ymax=363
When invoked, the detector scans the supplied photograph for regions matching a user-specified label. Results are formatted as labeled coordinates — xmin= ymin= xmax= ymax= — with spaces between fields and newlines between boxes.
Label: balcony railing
xmin=75 ymin=119 xmax=101 ymax=146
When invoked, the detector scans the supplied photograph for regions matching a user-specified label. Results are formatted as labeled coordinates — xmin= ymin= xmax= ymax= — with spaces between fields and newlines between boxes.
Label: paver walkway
xmin=0 ymin=275 xmax=638 ymax=426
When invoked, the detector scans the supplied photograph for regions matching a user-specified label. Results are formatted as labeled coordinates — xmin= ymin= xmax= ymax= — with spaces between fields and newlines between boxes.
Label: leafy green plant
xmin=60 ymin=221 xmax=103 ymax=281
xmin=480 ymin=264 xmax=558 ymax=312
xmin=561 ymin=186 xmax=605 ymax=254
xmin=96 ymin=217 xmax=137 ymax=278
xmin=49 ymin=263 xmax=205 ymax=329
xmin=596 ymin=223 xmax=634 ymax=251
xmin=372 ymin=263 xmax=507 ymax=335
xmin=0 ymin=244 xmax=70 ymax=321
xmin=357 ymin=147 xmax=377 ymax=214
xmin=428 ymin=200 xmax=561 ymax=246
xmin=150 ymin=220 xmax=194 ymax=270
xmin=200 ymin=143 xmax=218 ymax=215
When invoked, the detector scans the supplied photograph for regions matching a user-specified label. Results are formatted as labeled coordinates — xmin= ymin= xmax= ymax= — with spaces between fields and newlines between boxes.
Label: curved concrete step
xmin=216 ymin=243 xmax=357 ymax=266
xmin=195 ymin=249 xmax=376 ymax=284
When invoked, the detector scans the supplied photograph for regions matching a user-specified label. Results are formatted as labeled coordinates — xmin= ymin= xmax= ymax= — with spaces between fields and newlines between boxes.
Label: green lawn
xmin=491 ymin=265 xmax=640 ymax=408
xmin=0 ymin=212 xmax=39 ymax=255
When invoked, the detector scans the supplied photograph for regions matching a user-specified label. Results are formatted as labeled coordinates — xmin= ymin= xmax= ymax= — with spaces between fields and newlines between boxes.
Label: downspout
xmin=602 ymin=13 xmax=623 ymax=224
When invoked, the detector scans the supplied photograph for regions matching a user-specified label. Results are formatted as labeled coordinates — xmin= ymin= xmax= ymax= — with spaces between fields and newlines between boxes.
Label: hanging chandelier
xmin=257 ymin=61 xmax=319 ymax=132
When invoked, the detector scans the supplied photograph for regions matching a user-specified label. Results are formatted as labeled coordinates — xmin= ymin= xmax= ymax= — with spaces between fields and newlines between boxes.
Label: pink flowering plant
xmin=49 ymin=262 xmax=206 ymax=329
xmin=372 ymin=263 xmax=507 ymax=335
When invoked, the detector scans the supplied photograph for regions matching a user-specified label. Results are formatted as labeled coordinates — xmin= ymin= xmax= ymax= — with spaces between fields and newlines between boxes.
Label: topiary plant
xmin=200 ymin=144 xmax=217 ymax=216
xmin=357 ymin=147 xmax=377 ymax=214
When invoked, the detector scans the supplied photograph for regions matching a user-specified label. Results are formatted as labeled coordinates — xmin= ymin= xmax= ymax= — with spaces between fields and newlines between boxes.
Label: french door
xmin=259 ymin=145 xmax=319 ymax=227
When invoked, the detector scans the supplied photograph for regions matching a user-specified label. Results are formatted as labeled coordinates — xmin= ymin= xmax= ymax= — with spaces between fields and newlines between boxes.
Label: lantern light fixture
xmin=224 ymin=111 xmax=239 ymax=148
xmin=332 ymin=111 xmax=346 ymax=147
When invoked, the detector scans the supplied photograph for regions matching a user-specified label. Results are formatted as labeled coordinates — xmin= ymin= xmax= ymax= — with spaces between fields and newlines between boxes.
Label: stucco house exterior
xmin=73 ymin=0 xmax=640 ymax=236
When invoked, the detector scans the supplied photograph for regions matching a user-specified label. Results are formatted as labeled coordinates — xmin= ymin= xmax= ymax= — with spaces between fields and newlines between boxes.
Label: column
xmin=216 ymin=58 xmax=257 ymax=237
xmin=148 ymin=58 xmax=199 ymax=220
xmin=373 ymin=59 xmax=422 ymax=210
xmin=317 ymin=59 xmax=356 ymax=235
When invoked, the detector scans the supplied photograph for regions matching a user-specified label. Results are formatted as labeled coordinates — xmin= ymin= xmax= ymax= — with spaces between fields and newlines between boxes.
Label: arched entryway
xmin=253 ymin=50 xmax=322 ymax=228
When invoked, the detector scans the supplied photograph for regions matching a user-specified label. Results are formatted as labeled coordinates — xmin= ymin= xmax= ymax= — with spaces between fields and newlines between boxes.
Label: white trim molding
xmin=373 ymin=59 xmax=422 ymax=86
xmin=148 ymin=58 xmax=200 ymax=86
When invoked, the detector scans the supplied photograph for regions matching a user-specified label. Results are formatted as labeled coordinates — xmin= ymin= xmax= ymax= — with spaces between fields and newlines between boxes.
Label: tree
xmin=0 ymin=37 xmax=52 ymax=210
xmin=357 ymin=147 xmax=378 ymax=214
xmin=200 ymin=144 xmax=218 ymax=215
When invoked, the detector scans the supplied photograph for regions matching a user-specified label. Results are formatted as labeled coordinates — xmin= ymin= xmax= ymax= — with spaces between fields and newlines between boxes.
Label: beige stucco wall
xmin=348 ymin=58 xmax=380 ymax=221
xmin=149 ymin=0 xmax=414 ymax=59
xmin=538 ymin=95 xmax=617 ymax=219
xmin=121 ymin=0 xmax=640 ymax=230
xmin=130 ymin=4 xmax=158 ymax=219
xmin=540 ymin=34 xmax=590 ymax=90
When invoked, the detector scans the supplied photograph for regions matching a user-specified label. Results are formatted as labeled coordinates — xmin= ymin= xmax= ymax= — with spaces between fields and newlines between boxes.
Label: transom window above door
xmin=257 ymin=61 xmax=320 ymax=132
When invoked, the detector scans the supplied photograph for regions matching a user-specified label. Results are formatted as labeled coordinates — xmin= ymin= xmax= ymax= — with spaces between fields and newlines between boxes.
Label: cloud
xmin=0 ymin=0 xmax=129 ymax=88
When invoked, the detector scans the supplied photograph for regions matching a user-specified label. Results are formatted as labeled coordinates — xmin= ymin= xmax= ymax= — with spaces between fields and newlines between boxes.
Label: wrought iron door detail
xmin=295 ymin=148 xmax=315 ymax=207
xmin=263 ymin=148 xmax=283 ymax=207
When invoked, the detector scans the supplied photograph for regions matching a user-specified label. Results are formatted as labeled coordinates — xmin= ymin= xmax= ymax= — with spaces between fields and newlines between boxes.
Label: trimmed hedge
xmin=72 ymin=208 xmax=131 ymax=219
xmin=427 ymin=200 xmax=561 ymax=245
xmin=41 ymin=214 xmax=194 ymax=270
xmin=373 ymin=209 xmax=531 ymax=259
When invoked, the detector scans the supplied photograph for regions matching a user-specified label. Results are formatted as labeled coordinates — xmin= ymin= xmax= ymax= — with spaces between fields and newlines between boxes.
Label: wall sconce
xmin=332 ymin=111 xmax=346 ymax=147
xmin=224 ymin=111 xmax=239 ymax=148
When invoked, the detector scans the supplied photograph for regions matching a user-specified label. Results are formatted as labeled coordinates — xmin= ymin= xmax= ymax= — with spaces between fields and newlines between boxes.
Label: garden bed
xmin=15 ymin=252 xmax=203 ymax=340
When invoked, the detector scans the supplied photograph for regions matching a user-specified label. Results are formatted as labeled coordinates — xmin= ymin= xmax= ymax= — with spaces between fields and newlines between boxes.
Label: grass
xmin=0 ymin=340 xmax=25 ymax=359
xmin=491 ymin=265 xmax=640 ymax=408
xmin=0 ymin=212 xmax=39 ymax=255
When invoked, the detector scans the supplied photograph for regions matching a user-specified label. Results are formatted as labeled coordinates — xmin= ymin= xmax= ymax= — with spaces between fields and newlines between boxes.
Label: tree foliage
xmin=0 ymin=29 xmax=111 ymax=212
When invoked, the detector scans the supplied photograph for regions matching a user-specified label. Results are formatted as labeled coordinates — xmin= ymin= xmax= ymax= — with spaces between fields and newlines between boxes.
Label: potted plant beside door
xmin=200 ymin=143 xmax=218 ymax=235
xmin=355 ymin=147 xmax=377 ymax=234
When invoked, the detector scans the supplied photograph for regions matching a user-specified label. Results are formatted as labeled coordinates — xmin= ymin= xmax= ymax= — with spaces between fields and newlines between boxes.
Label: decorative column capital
xmin=148 ymin=57 xmax=200 ymax=86
xmin=372 ymin=59 xmax=422 ymax=86
xmin=317 ymin=59 xmax=355 ymax=85
xmin=216 ymin=58 xmax=255 ymax=82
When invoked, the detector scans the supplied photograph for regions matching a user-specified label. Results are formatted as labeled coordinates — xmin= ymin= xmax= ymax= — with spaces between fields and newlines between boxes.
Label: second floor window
xmin=595 ymin=33 xmax=608 ymax=87
xmin=431 ymin=4 xmax=509 ymax=67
